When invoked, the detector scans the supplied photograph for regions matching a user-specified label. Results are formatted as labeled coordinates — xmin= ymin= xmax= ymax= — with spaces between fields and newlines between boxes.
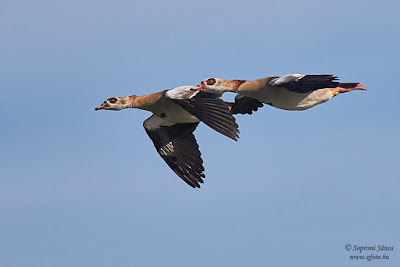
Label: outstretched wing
xmin=269 ymin=74 xmax=339 ymax=93
xmin=170 ymin=91 xmax=239 ymax=141
xmin=144 ymin=115 xmax=204 ymax=188
xmin=229 ymin=95 xmax=264 ymax=115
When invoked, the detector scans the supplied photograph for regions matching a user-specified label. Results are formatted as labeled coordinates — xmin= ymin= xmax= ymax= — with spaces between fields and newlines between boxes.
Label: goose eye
xmin=206 ymin=78 xmax=216 ymax=85
xmin=109 ymin=97 xmax=118 ymax=103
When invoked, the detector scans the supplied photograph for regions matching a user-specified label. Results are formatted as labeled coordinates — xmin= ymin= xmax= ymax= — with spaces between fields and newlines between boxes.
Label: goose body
xmin=235 ymin=77 xmax=335 ymax=111
xmin=193 ymin=74 xmax=366 ymax=114
xmin=95 ymin=86 xmax=239 ymax=188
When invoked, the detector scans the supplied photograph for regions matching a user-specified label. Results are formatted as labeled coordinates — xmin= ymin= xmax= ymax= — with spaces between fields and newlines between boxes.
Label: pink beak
xmin=95 ymin=101 xmax=108 ymax=111
xmin=191 ymin=82 xmax=205 ymax=91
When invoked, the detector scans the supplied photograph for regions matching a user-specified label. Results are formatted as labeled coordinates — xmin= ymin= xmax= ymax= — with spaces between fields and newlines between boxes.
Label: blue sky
xmin=1 ymin=0 xmax=399 ymax=266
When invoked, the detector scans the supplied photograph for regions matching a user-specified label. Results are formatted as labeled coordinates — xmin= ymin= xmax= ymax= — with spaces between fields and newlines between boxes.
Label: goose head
xmin=95 ymin=96 xmax=137 ymax=111
xmin=192 ymin=78 xmax=233 ymax=93
xmin=193 ymin=78 xmax=247 ymax=93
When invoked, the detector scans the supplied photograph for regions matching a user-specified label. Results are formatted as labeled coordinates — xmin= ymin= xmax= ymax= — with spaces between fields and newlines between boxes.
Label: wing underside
xmin=144 ymin=116 xmax=204 ymax=188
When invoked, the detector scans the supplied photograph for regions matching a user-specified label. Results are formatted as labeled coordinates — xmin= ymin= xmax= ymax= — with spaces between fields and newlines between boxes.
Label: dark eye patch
xmin=108 ymin=97 xmax=118 ymax=103
xmin=206 ymin=78 xmax=216 ymax=85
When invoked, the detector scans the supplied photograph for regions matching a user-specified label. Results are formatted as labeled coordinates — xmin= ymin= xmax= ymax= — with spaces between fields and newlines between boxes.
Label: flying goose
xmin=192 ymin=74 xmax=366 ymax=114
xmin=95 ymin=86 xmax=239 ymax=188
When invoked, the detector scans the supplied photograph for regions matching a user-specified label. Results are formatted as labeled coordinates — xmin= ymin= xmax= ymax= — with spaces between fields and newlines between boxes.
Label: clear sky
xmin=1 ymin=0 xmax=399 ymax=266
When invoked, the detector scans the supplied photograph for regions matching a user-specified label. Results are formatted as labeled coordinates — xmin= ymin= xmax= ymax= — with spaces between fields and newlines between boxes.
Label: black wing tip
xmin=182 ymin=173 xmax=205 ymax=188
xmin=231 ymin=97 xmax=264 ymax=115
xmin=229 ymin=135 xmax=239 ymax=141
xmin=186 ymin=180 xmax=202 ymax=188
xmin=210 ymin=121 xmax=239 ymax=141
xmin=327 ymin=74 xmax=340 ymax=81
xmin=172 ymin=167 xmax=206 ymax=188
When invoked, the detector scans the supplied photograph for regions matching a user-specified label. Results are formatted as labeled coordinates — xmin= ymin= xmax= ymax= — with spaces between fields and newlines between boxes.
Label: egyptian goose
xmin=95 ymin=86 xmax=239 ymax=188
xmin=192 ymin=74 xmax=367 ymax=114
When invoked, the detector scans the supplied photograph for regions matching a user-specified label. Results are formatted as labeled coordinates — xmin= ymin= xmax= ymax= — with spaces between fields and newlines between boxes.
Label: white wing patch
xmin=268 ymin=78 xmax=278 ymax=86
xmin=165 ymin=85 xmax=198 ymax=100
xmin=291 ymin=73 xmax=306 ymax=79
xmin=269 ymin=74 xmax=306 ymax=86
xmin=188 ymin=90 xmax=200 ymax=99
xmin=143 ymin=115 xmax=175 ymax=131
